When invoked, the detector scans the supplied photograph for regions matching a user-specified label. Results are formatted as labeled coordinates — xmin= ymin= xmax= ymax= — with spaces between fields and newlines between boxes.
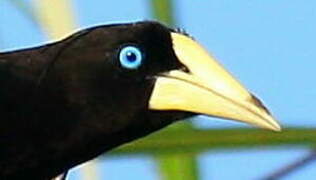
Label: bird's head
xmin=52 ymin=21 xmax=280 ymax=132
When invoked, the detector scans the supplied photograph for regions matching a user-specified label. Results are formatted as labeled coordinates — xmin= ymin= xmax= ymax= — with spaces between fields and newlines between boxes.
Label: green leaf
xmin=109 ymin=127 xmax=316 ymax=155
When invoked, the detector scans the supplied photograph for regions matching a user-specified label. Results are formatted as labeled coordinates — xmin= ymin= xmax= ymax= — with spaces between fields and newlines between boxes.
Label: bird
xmin=0 ymin=21 xmax=281 ymax=179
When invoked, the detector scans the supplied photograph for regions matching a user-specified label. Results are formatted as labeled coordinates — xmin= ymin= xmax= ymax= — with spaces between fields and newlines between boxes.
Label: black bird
xmin=0 ymin=21 xmax=280 ymax=179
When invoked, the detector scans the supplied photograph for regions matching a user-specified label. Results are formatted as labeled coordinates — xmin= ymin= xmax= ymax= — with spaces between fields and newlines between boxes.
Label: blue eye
xmin=119 ymin=46 xmax=143 ymax=69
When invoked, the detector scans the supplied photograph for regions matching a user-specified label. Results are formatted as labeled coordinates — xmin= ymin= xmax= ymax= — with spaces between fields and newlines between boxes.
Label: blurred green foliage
xmin=112 ymin=127 xmax=316 ymax=155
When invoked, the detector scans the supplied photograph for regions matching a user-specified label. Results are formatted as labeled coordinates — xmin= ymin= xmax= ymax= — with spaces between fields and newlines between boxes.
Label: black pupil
xmin=126 ymin=51 xmax=137 ymax=62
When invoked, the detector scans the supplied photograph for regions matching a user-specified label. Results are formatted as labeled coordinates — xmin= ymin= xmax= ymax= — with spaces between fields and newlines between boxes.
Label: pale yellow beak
xmin=149 ymin=33 xmax=281 ymax=131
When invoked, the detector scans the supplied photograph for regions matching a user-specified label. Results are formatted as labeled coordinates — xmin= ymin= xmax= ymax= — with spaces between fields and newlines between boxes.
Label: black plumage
xmin=0 ymin=22 xmax=190 ymax=179
xmin=0 ymin=21 xmax=280 ymax=179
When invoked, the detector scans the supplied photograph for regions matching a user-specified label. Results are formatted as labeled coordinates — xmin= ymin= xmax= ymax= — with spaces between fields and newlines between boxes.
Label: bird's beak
xmin=149 ymin=33 xmax=281 ymax=131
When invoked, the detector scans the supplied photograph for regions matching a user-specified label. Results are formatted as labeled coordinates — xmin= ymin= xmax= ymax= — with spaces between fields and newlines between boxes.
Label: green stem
xmin=155 ymin=153 xmax=199 ymax=180
xmin=109 ymin=128 xmax=316 ymax=155
xmin=151 ymin=0 xmax=175 ymax=26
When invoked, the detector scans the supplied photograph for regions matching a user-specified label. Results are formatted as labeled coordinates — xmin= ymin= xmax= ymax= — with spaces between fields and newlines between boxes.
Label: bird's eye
xmin=119 ymin=46 xmax=143 ymax=69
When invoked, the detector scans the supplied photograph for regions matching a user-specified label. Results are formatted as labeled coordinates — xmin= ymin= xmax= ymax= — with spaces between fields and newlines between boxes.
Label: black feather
xmin=0 ymin=21 xmax=191 ymax=179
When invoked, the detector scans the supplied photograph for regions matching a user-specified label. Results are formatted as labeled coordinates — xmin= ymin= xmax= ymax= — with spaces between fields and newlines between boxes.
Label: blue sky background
xmin=1 ymin=0 xmax=316 ymax=179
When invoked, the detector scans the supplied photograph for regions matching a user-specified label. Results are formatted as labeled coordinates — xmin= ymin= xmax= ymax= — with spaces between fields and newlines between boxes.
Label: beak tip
xmin=271 ymin=125 xmax=282 ymax=132
xmin=265 ymin=119 xmax=282 ymax=132
xmin=249 ymin=95 xmax=282 ymax=132
xmin=273 ymin=124 xmax=282 ymax=132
